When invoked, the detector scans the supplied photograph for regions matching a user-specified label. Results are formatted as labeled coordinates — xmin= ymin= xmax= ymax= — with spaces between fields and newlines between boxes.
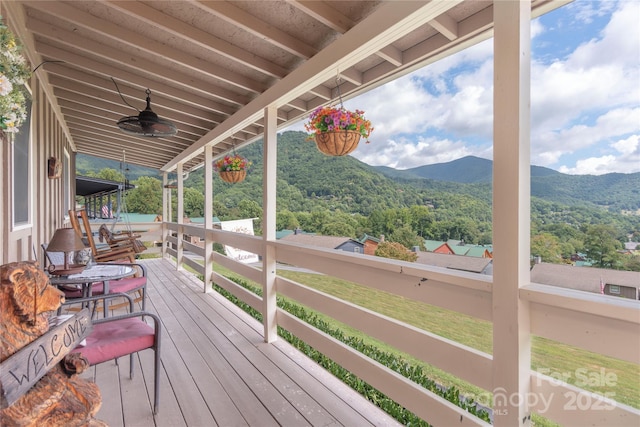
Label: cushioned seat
xmin=59 ymin=276 xmax=146 ymax=302
xmin=73 ymin=317 xmax=155 ymax=365
xmin=65 ymin=293 xmax=161 ymax=414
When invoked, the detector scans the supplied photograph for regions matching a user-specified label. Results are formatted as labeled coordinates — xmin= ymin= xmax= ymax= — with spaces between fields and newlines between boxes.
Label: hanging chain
xmin=335 ymin=74 xmax=345 ymax=110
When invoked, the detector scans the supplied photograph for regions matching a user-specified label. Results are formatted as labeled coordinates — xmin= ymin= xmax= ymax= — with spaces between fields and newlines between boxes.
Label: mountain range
xmin=373 ymin=155 xmax=640 ymax=213
xmin=77 ymin=131 xmax=640 ymax=215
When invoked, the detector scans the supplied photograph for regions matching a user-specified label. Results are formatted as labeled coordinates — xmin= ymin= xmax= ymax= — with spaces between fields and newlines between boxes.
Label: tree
xmin=126 ymin=176 xmax=162 ymax=214
xmin=531 ymin=233 xmax=563 ymax=263
xmin=277 ymin=210 xmax=299 ymax=231
xmin=98 ymin=168 xmax=125 ymax=182
xmin=389 ymin=225 xmax=423 ymax=251
xmin=584 ymin=225 xmax=623 ymax=269
xmin=183 ymin=187 xmax=205 ymax=217
xmin=375 ymin=241 xmax=418 ymax=262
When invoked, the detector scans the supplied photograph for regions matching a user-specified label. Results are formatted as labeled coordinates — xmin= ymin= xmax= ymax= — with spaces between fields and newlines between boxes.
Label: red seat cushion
xmin=107 ymin=276 xmax=146 ymax=293
xmin=61 ymin=277 xmax=146 ymax=299
xmin=72 ymin=318 xmax=155 ymax=365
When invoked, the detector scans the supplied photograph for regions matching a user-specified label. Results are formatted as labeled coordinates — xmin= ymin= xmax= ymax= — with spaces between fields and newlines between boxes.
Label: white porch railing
xmin=162 ymin=222 xmax=640 ymax=427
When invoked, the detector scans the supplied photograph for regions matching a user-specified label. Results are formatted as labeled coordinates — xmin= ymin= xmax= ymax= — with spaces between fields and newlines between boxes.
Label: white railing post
xmin=262 ymin=104 xmax=278 ymax=342
xmin=493 ymin=1 xmax=532 ymax=426
xmin=204 ymin=144 xmax=213 ymax=293
xmin=177 ymin=162 xmax=184 ymax=269
xmin=162 ymin=172 xmax=168 ymax=259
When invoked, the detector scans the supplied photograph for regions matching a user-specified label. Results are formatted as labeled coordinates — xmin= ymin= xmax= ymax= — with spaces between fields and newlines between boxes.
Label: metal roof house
xmin=1 ymin=1 xmax=638 ymax=426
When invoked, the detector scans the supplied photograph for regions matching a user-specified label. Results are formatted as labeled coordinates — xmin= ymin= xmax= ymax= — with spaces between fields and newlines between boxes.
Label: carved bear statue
xmin=0 ymin=261 xmax=107 ymax=426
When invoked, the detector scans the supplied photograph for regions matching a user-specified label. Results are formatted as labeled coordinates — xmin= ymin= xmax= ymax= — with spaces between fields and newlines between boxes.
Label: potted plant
xmin=213 ymin=154 xmax=251 ymax=183
xmin=304 ymin=105 xmax=373 ymax=156
xmin=0 ymin=19 xmax=31 ymax=136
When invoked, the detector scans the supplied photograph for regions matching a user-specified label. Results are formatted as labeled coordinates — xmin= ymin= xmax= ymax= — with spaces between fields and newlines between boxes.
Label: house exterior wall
xmin=363 ymin=240 xmax=378 ymax=255
xmin=1 ymin=76 xmax=73 ymax=264
xmin=336 ymin=241 xmax=363 ymax=254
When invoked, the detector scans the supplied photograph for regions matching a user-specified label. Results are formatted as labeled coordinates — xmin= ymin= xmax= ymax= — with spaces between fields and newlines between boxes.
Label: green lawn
xmin=210 ymin=263 xmax=639 ymax=424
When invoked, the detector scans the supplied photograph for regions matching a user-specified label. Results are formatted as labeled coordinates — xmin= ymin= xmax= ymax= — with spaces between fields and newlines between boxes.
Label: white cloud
xmin=290 ymin=1 xmax=640 ymax=176
xmin=356 ymin=136 xmax=477 ymax=169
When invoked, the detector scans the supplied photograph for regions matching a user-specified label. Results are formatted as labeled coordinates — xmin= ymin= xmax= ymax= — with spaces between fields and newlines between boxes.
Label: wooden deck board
xmin=71 ymin=258 xmax=401 ymax=427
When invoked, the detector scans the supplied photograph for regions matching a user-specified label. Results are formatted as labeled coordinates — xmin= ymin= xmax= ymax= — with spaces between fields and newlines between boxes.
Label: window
xmin=12 ymin=99 xmax=32 ymax=228
xmin=354 ymin=247 xmax=361 ymax=253
xmin=609 ymin=285 xmax=620 ymax=295
xmin=63 ymin=149 xmax=70 ymax=218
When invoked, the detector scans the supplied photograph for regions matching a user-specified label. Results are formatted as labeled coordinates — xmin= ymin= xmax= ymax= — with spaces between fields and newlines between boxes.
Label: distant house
xmin=531 ymin=263 xmax=640 ymax=300
xmin=354 ymin=234 xmax=382 ymax=255
xmin=424 ymin=240 xmax=455 ymax=255
xmin=280 ymin=231 xmax=384 ymax=255
xmin=424 ymin=239 xmax=492 ymax=258
xmin=280 ymin=233 xmax=352 ymax=251
xmin=414 ymin=251 xmax=493 ymax=274
xmin=625 ymin=242 xmax=639 ymax=252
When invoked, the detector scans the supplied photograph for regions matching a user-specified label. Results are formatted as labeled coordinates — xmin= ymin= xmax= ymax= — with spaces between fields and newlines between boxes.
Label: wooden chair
xmin=63 ymin=293 xmax=161 ymax=414
xmin=98 ymin=224 xmax=147 ymax=254
xmin=69 ymin=209 xmax=136 ymax=263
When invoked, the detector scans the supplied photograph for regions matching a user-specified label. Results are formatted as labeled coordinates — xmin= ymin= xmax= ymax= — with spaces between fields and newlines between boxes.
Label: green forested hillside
xmin=374 ymin=154 xmax=640 ymax=213
xmin=76 ymin=153 xmax=161 ymax=181
xmin=77 ymin=131 xmax=640 ymax=268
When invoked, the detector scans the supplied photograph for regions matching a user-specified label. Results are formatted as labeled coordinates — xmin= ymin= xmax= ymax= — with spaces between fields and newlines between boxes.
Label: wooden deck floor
xmin=76 ymin=258 xmax=400 ymax=427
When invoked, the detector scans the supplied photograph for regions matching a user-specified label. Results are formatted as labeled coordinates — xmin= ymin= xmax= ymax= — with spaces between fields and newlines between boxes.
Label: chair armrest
xmin=61 ymin=292 xmax=136 ymax=312
xmin=96 ymin=262 xmax=147 ymax=278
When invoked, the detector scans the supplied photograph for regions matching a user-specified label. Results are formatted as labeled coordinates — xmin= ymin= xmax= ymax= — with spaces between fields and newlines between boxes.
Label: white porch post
xmin=262 ymin=105 xmax=278 ymax=343
xmin=176 ymin=162 xmax=184 ymax=269
xmin=162 ymin=172 xmax=168 ymax=259
xmin=492 ymin=1 xmax=532 ymax=426
xmin=204 ymin=144 xmax=213 ymax=293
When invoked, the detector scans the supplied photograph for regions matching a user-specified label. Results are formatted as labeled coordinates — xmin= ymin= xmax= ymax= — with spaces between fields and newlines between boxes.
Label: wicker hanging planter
xmin=314 ymin=130 xmax=361 ymax=156
xmin=219 ymin=169 xmax=247 ymax=183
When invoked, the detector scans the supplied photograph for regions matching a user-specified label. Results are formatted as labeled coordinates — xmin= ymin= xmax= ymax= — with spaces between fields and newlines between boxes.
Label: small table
xmin=49 ymin=264 xmax=134 ymax=317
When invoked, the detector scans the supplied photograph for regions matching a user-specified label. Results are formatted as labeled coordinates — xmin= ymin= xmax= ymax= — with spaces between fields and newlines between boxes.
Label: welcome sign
xmin=0 ymin=309 xmax=93 ymax=408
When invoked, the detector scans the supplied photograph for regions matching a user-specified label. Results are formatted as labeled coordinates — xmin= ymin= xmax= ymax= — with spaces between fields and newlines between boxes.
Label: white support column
xmin=204 ymin=145 xmax=213 ymax=293
xmin=162 ymin=172 xmax=168 ymax=259
xmin=492 ymin=1 xmax=532 ymax=426
xmin=176 ymin=162 xmax=184 ymax=270
xmin=262 ymin=104 xmax=278 ymax=343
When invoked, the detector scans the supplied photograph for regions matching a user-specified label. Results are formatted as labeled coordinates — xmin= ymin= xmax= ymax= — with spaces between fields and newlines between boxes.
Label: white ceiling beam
xmin=35 ymin=41 xmax=234 ymax=116
xmin=105 ymin=0 xmax=288 ymax=79
xmin=26 ymin=16 xmax=251 ymax=108
xmin=27 ymin=0 xmax=266 ymax=95
xmin=289 ymin=0 xmax=406 ymax=68
xmin=192 ymin=0 xmax=317 ymax=59
xmin=44 ymin=64 xmax=222 ymax=122
xmin=288 ymin=0 xmax=351 ymax=33
xmin=50 ymin=76 xmax=218 ymax=132
xmin=429 ymin=13 xmax=459 ymax=41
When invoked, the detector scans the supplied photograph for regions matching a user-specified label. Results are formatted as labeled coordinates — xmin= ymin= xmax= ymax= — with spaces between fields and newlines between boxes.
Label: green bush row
xmin=211 ymin=278 xmax=491 ymax=426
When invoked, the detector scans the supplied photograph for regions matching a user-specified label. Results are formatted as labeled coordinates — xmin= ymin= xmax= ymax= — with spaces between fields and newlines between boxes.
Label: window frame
xmin=11 ymin=97 xmax=33 ymax=231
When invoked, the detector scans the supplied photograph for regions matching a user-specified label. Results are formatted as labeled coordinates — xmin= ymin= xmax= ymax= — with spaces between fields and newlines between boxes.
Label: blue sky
xmin=290 ymin=0 xmax=639 ymax=175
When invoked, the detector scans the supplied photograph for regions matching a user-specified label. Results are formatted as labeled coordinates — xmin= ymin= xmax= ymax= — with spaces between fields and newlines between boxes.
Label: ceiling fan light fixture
xmin=117 ymin=89 xmax=177 ymax=137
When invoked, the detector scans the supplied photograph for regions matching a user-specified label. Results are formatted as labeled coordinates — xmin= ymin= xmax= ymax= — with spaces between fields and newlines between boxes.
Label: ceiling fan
xmin=115 ymin=83 xmax=177 ymax=137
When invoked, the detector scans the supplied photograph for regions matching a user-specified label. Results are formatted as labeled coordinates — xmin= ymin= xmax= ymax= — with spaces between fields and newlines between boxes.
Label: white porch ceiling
xmin=5 ymin=0 xmax=565 ymax=172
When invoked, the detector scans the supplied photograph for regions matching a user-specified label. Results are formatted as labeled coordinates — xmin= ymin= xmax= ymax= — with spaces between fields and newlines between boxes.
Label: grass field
xmin=209 ymin=263 xmax=639 ymax=425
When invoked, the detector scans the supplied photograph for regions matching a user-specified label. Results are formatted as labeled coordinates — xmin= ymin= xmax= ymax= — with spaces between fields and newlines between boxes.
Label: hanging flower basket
xmin=219 ymin=170 xmax=247 ymax=183
xmin=304 ymin=106 xmax=373 ymax=156
xmin=314 ymin=130 xmax=361 ymax=156
xmin=214 ymin=154 xmax=251 ymax=183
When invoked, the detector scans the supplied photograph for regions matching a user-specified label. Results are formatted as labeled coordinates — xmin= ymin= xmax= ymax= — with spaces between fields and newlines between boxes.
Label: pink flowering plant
xmin=213 ymin=154 xmax=251 ymax=172
xmin=304 ymin=106 xmax=373 ymax=142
